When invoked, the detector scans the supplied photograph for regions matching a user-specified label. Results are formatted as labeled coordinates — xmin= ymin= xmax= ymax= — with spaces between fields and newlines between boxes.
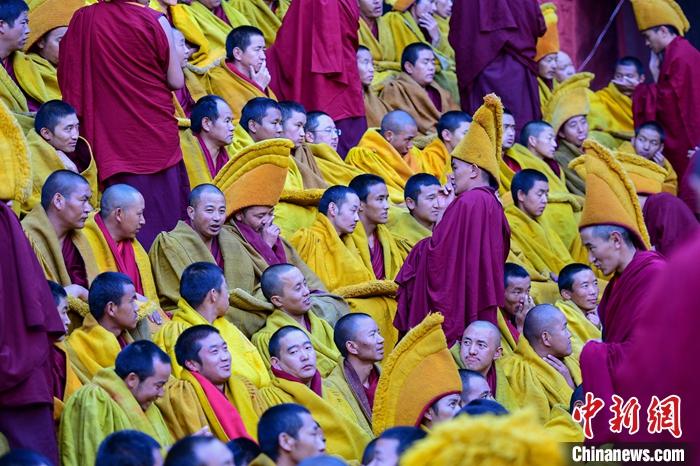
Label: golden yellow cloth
xmin=304 ymin=142 xmax=363 ymax=185
xmin=229 ymin=0 xmax=281 ymax=46
xmin=496 ymin=310 xmax=518 ymax=358
xmin=589 ymin=82 xmax=634 ymax=141
xmin=0 ymin=98 xmax=31 ymax=205
xmin=617 ymin=141 xmax=678 ymax=195
xmin=434 ymin=15 xmax=453 ymax=60
xmin=204 ymin=61 xmax=276 ymax=122
xmin=324 ymin=361 xmax=375 ymax=437
xmin=59 ymin=368 xmax=173 ymax=466
xmin=258 ymin=377 xmax=372 ymax=461
xmin=12 ymin=51 xmax=61 ymax=105
xmin=252 ymin=308 xmax=340 ymax=377
xmin=363 ymin=86 xmax=390 ymax=128
xmin=358 ymin=19 xmax=399 ymax=87
xmin=554 ymin=299 xmax=601 ymax=359
xmin=65 ymin=313 xmax=134 ymax=383
xmin=385 ymin=208 xmax=431 ymax=248
xmin=538 ymin=76 xmax=553 ymax=110
xmin=178 ymin=125 xmax=216 ymax=188
xmin=53 ymin=341 xmax=82 ymax=421
xmin=421 ymin=137 xmax=451 ymax=182
xmin=0 ymin=52 xmax=34 ymax=132
xmin=349 ymin=222 xmax=410 ymax=281
xmin=506 ymin=243 xmax=563 ymax=305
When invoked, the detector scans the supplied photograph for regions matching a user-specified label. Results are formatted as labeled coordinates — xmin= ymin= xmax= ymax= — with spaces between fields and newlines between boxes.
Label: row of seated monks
xmin=1 ymin=0 xmax=700 ymax=464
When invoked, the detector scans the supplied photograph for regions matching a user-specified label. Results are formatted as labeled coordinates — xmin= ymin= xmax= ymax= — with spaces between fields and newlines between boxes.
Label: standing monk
xmin=449 ymin=0 xmax=544 ymax=134
xmin=58 ymin=0 xmax=189 ymax=248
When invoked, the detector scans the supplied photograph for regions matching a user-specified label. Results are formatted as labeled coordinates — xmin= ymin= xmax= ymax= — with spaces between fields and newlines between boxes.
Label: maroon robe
xmin=633 ymin=37 xmax=700 ymax=178
xmin=369 ymin=230 xmax=385 ymax=280
xmin=449 ymin=0 xmax=545 ymax=134
xmin=95 ymin=214 xmax=145 ymax=294
xmin=235 ymin=220 xmax=287 ymax=265
xmin=62 ymin=234 xmax=89 ymax=288
xmin=642 ymin=192 xmax=698 ymax=256
xmin=210 ymin=236 xmax=225 ymax=268
xmin=196 ymin=134 xmax=229 ymax=178
xmin=395 ymin=187 xmax=510 ymax=344
xmin=579 ymin=250 xmax=665 ymax=444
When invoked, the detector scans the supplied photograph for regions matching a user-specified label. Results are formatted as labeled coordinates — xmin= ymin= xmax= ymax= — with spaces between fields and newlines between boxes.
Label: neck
xmin=329 ymin=217 xmax=345 ymax=237
xmin=528 ymin=147 xmax=546 ymax=161
xmin=360 ymin=216 xmax=377 ymax=238
xmin=195 ymin=228 xmax=215 ymax=249
xmin=411 ymin=212 xmax=435 ymax=231
xmin=46 ymin=210 xmax=71 ymax=243
xmin=479 ymin=363 xmax=492 ymax=378
xmin=100 ymin=319 xmax=125 ymax=339
xmin=616 ymin=246 xmax=637 ymax=275
xmin=347 ymin=356 xmax=374 ymax=386
xmin=231 ymin=60 xmax=251 ymax=78
xmin=0 ymin=44 xmax=16 ymax=61
xmin=282 ymin=309 xmax=306 ymax=326
xmin=195 ymin=305 xmax=218 ymax=324
xmin=361 ymin=13 xmax=377 ymax=27
xmin=103 ymin=216 xmax=128 ymax=242
xmin=202 ymin=135 xmax=224 ymax=160
xmin=276 ymin=455 xmax=297 ymax=466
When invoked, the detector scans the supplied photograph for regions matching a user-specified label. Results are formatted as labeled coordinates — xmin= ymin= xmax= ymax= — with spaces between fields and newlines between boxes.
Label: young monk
xmin=256 ymin=404 xmax=326 ymax=466
xmin=459 ymin=370 xmax=493 ymax=405
xmin=554 ymin=263 xmax=601 ymax=357
xmin=0 ymin=0 xmax=34 ymax=129
xmin=188 ymin=96 xmax=234 ymax=180
xmin=523 ymin=304 xmax=576 ymax=389
xmin=458 ymin=321 xmax=503 ymax=399
xmin=498 ymin=263 xmax=535 ymax=354
xmin=388 ymin=173 xmax=442 ymax=247
xmin=357 ymin=46 xmax=390 ymax=128
xmin=627 ymin=121 xmax=677 ymax=194
xmin=554 ymin=51 xmax=575 ymax=82
xmin=236 ymin=97 xmax=283 ymax=149
xmin=421 ymin=110 xmax=471 ymax=181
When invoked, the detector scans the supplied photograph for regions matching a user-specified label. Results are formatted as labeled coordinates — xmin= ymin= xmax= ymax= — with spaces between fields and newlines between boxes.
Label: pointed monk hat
xmin=578 ymin=140 xmax=651 ymax=250
xmin=451 ymin=93 xmax=502 ymax=186
xmin=26 ymin=0 xmax=84 ymax=50
xmin=630 ymin=0 xmax=690 ymax=36
xmin=391 ymin=0 xmax=416 ymax=12
xmin=372 ymin=313 xmax=461 ymax=436
xmin=213 ymin=139 xmax=293 ymax=218
xmin=543 ymin=72 xmax=593 ymax=135
xmin=0 ymin=101 xmax=31 ymax=203
xmin=535 ymin=3 xmax=560 ymax=62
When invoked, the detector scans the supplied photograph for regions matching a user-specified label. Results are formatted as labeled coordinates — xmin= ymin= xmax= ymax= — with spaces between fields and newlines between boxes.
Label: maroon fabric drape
xmin=94 ymin=214 xmax=144 ymax=294
xmin=369 ymin=231 xmax=385 ymax=280
xmin=235 ymin=220 xmax=287 ymax=265
xmin=643 ymin=192 xmax=698 ymax=256
xmin=271 ymin=367 xmax=323 ymax=397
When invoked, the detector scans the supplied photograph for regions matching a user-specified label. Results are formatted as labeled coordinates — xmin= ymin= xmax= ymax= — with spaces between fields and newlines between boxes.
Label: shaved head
xmin=519 ymin=120 xmax=553 ymax=146
xmin=464 ymin=320 xmax=500 ymax=346
xmin=522 ymin=304 xmax=572 ymax=359
xmin=260 ymin=263 xmax=298 ymax=301
xmin=100 ymin=184 xmax=142 ymax=218
xmin=523 ymin=304 xmax=562 ymax=342
xmin=188 ymin=183 xmax=225 ymax=208
xmin=380 ymin=110 xmax=417 ymax=135
xmin=460 ymin=320 xmax=502 ymax=376
xmin=40 ymin=170 xmax=90 ymax=211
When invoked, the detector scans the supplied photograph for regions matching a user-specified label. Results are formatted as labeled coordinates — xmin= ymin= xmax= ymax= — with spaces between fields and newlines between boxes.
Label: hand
xmin=417 ymin=13 xmax=440 ymax=47
xmin=56 ymin=150 xmax=79 ymax=173
xmin=544 ymin=354 xmax=576 ymax=389
xmin=514 ymin=296 xmax=534 ymax=335
xmin=649 ymin=52 xmax=660 ymax=83
xmin=586 ymin=310 xmax=601 ymax=329
xmin=64 ymin=284 xmax=89 ymax=301
xmin=148 ymin=310 xmax=164 ymax=325
xmin=250 ymin=62 xmax=271 ymax=90
xmin=262 ymin=223 xmax=280 ymax=248
xmin=611 ymin=76 xmax=642 ymax=94
xmin=651 ymin=150 xmax=665 ymax=166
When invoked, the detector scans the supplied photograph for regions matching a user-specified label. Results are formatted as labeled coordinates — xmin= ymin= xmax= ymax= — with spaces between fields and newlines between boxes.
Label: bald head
xmin=100 ymin=184 xmax=143 ymax=218
xmin=460 ymin=320 xmax=502 ymax=376
xmin=260 ymin=263 xmax=299 ymax=301
xmin=188 ymin=183 xmax=225 ymax=208
xmin=99 ymin=184 xmax=145 ymax=241
xmin=523 ymin=304 xmax=572 ymax=359
xmin=41 ymin=170 xmax=90 ymax=211
xmin=380 ymin=110 xmax=417 ymax=135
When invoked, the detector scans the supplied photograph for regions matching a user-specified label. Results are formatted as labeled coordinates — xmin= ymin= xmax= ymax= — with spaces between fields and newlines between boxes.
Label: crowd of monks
xmin=1 ymin=0 xmax=700 ymax=464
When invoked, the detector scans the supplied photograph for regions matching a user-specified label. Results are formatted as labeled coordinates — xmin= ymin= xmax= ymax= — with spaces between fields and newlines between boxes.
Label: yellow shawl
xmin=324 ymin=362 xmax=375 ymax=437
xmin=358 ymin=18 xmax=399 ymax=86
xmin=349 ymin=222 xmax=410 ymax=281
xmin=228 ymin=0 xmax=281 ymax=46
xmin=53 ymin=341 xmax=83 ymax=421
xmin=385 ymin=208 xmax=431 ymax=248
xmin=363 ymin=86 xmax=390 ymax=128
xmin=617 ymin=141 xmax=678 ymax=195
xmin=553 ymin=299 xmax=601 ymax=359
xmin=538 ymin=76 xmax=553 ymax=110
xmin=12 ymin=51 xmax=60 ymax=105
xmin=420 ymin=137 xmax=451 ymax=182
xmin=0 ymin=52 xmax=28 ymax=112
xmin=589 ymin=82 xmax=634 ymax=140
xmin=204 ymin=60 xmax=276 ymax=121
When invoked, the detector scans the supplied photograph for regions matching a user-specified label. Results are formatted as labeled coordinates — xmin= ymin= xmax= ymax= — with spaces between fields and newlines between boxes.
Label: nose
xmin=588 ymin=251 xmax=595 ymax=264
xmin=468 ymin=343 xmax=477 ymax=355
xmin=302 ymin=285 xmax=310 ymax=297
xmin=353 ymin=212 xmax=360 ymax=222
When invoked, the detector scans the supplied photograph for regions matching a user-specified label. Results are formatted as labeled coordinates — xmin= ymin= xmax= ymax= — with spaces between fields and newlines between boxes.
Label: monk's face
xmin=407 ymin=183 xmax=440 ymax=226
xmin=558 ymin=115 xmax=588 ymax=148
xmin=435 ymin=0 xmax=452 ymax=18
xmin=40 ymin=113 xmax=80 ymax=154
xmin=56 ymin=296 xmax=70 ymax=335
xmin=632 ymin=127 xmax=663 ymax=160
xmin=528 ymin=126 xmax=557 ymax=159
xmin=580 ymin=227 xmax=626 ymax=275
xmin=412 ymin=0 xmax=436 ymax=20
xmin=189 ymin=332 xmax=232 ymax=386
xmin=214 ymin=275 xmax=230 ymax=316
xmin=385 ymin=125 xmax=417 ymax=156
xmin=503 ymin=275 xmax=531 ymax=317
xmin=130 ymin=358 xmax=171 ymax=411
xmin=36 ymin=26 xmax=67 ymax=66
xmin=193 ymin=439 xmax=234 ymax=466
xmin=109 ymin=283 xmax=139 ymax=331
xmin=329 ymin=193 xmax=360 ymax=235
xmin=271 ymin=330 xmax=317 ymax=382
xmin=517 ymin=180 xmax=549 ymax=219
xmin=271 ymin=268 xmax=311 ymax=315
xmin=451 ymin=158 xmax=477 ymax=195
xmin=0 ymin=10 xmax=29 ymax=54
xmin=537 ymin=53 xmax=558 ymax=81
xmin=347 ymin=316 xmax=385 ymax=362
xmin=443 ymin=121 xmax=470 ymax=152
xmin=563 ymin=269 xmax=599 ymax=312
xmin=405 ymin=49 xmax=435 ymax=87
xmin=357 ymin=49 xmax=375 ymax=86
xmin=282 ymin=110 xmax=307 ymax=148
xmin=282 ymin=413 xmax=326 ymax=463
xmin=205 ymin=100 xmax=234 ymax=147
xmin=173 ymin=29 xmax=190 ymax=68
xmin=554 ymin=52 xmax=575 ymax=82
xmin=234 ymin=34 xmax=266 ymax=73
xmin=424 ymin=393 xmax=462 ymax=427
xmin=306 ymin=115 xmax=339 ymax=151
xmin=461 ymin=375 xmax=493 ymax=405
xmin=188 ymin=191 xmax=226 ymax=239
xmin=370 ymin=438 xmax=400 ymax=466
xmin=502 ymin=114 xmax=516 ymax=150
xmin=542 ymin=312 xmax=572 ymax=358
xmin=641 ymin=27 xmax=674 ymax=54
xmin=235 ymin=205 xmax=274 ymax=233
xmin=250 ymin=108 xmax=283 ymax=141
xmin=52 ymin=182 xmax=93 ymax=230
xmin=360 ymin=182 xmax=389 ymax=225
xmin=116 ymin=194 xmax=146 ymax=240
xmin=359 ymin=0 xmax=383 ymax=19
xmin=612 ymin=64 xmax=644 ymax=97
xmin=460 ymin=324 xmax=502 ymax=375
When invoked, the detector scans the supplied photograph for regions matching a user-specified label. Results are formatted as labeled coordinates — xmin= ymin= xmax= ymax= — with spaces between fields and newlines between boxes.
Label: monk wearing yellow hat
xmin=535 ymin=3 xmax=560 ymax=109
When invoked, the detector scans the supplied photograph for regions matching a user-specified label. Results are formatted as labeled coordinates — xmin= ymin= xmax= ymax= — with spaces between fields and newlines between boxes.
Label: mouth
xmin=220 ymin=364 xmax=231 ymax=372
xmin=303 ymin=297 xmax=312 ymax=306
xmin=302 ymin=364 xmax=314 ymax=372
xmin=209 ymin=224 xmax=222 ymax=233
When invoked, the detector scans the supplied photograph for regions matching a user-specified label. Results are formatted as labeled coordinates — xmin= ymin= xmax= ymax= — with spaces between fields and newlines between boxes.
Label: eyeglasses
xmin=313 ymin=127 xmax=342 ymax=137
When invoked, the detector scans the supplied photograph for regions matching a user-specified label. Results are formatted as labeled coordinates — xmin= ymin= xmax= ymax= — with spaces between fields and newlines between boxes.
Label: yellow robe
xmin=204 ymin=61 xmax=276 ymax=122
xmin=64 ymin=313 xmax=134 ymax=383
xmin=53 ymin=341 xmax=83 ymax=421
xmin=305 ymin=142 xmax=365 ymax=186
xmin=229 ymin=0 xmax=281 ymax=46
xmin=257 ymin=377 xmax=372 ymax=461
xmin=290 ymin=214 xmax=399 ymax=353
xmin=252 ymin=309 xmax=340 ymax=377
xmin=358 ymin=18 xmax=399 ymax=87
xmin=59 ymin=368 xmax=173 ymax=466
xmin=420 ymin=137 xmax=451 ymax=182
xmin=324 ymin=361 xmax=376 ymax=437
xmin=12 ymin=51 xmax=60 ymax=105
xmin=434 ymin=15 xmax=453 ymax=61
xmin=349 ymin=222 xmax=410 ymax=281
xmin=554 ymin=299 xmax=601 ymax=359
xmin=589 ymin=82 xmax=634 ymax=141
xmin=617 ymin=141 xmax=678 ymax=195
xmin=538 ymin=77 xmax=553 ymax=110
xmin=363 ymin=86 xmax=390 ymax=128
xmin=385 ymin=208 xmax=431 ymax=248
xmin=0 ymin=51 xmax=34 ymax=132
xmin=153 ymin=298 xmax=270 ymax=387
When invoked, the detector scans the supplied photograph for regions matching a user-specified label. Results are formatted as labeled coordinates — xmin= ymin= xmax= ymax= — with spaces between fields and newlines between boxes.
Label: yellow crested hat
xmin=26 ymin=0 xmax=84 ymax=50
xmin=372 ymin=313 xmax=461 ymax=435
xmin=213 ymin=139 xmax=293 ymax=218
xmin=0 ymin=101 xmax=31 ymax=203
xmin=391 ymin=0 xmax=415 ymax=12
xmin=630 ymin=0 xmax=689 ymax=36
xmin=578 ymin=140 xmax=651 ymax=249
xmin=451 ymin=93 xmax=502 ymax=186
xmin=535 ymin=3 xmax=560 ymax=62
xmin=543 ymin=72 xmax=593 ymax=135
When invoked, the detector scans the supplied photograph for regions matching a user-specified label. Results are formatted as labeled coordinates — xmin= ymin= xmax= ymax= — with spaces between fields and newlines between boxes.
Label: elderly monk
xmin=59 ymin=0 xmax=189 ymax=249
xmin=554 ymin=51 xmax=575 ymax=82
xmin=395 ymin=94 xmax=510 ymax=344
xmin=257 ymin=327 xmax=372 ymax=461
xmin=0 ymin=0 xmax=34 ymax=130
xmin=577 ymin=139 xmax=665 ymax=444
xmin=379 ymin=43 xmax=458 ymax=138
xmin=291 ymin=185 xmax=400 ymax=353
xmin=255 ymin=404 xmax=326 ymax=466
xmin=627 ymin=121 xmax=678 ymax=194
xmin=357 ymin=46 xmax=390 ymax=128
xmin=253 ymin=263 xmax=340 ymax=377
xmin=65 ymin=272 xmax=139 ymax=383
xmin=421 ymin=110 xmax=471 ymax=182
xmin=189 ymin=95 xmax=234 ymax=179
xmin=206 ymin=26 xmax=275 ymax=122
xmin=153 ymin=262 xmax=269 ymax=387
xmin=631 ymin=0 xmax=700 ymax=178
xmin=387 ymin=173 xmax=441 ymax=247
xmin=23 ymin=100 xmax=98 ymax=213
xmin=534 ymin=3 xmax=559 ymax=109
xmin=554 ymin=263 xmax=601 ymax=357
xmin=157 ymin=325 xmax=259 ymax=441
xmin=59 ymin=341 xmax=173 ymax=466
xmin=326 ymin=313 xmax=383 ymax=436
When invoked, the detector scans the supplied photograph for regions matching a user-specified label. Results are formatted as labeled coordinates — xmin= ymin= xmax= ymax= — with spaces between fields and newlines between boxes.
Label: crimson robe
xmin=395 ymin=187 xmax=510 ymax=344
xmin=449 ymin=0 xmax=544 ymax=133
xmin=579 ymin=250 xmax=665 ymax=444
xmin=633 ymin=37 xmax=700 ymax=178
xmin=643 ymin=192 xmax=698 ymax=256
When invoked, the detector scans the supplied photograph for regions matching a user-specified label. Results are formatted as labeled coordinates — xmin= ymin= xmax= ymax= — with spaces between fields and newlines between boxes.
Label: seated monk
xmin=379 ymin=43 xmax=458 ymax=138
xmin=96 ymin=430 xmax=166 ymax=466
xmin=171 ymin=28 xmax=207 ymax=119
xmin=497 ymin=263 xmax=535 ymax=356
xmin=387 ymin=173 xmax=442 ymax=247
xmin=291 ymin=186 xmax=400 ymax=353
xmin=232 ymin=96 xmax=282 ymax=153
xmin=0 ymin=0 xmax=34 ymax=130
xmin=190 ymin=95 xmax=234 ymax=181
xmin=326 ymin=313 xmax=384 ymax=436
xmin=23 ymin=100 xmax=98 ymax=213
xmin=59 ymin=341 xmax=173 ymax=466
xmin=534 ymin=3 xmax=559 ymax=109
xmin=153 ymin=262 xmax=269 ymax=387
xmin=253 ymin=264 xmax=340 ymax=377
xmin=257 ymin=327 xmax=372 ymax=461
xmin=206 ymin=26 xmax=275 ymax=122
xmin=505 ymin=169 xmax=574 ymax=304
xmin=554 ymin=263 xmax=601 ymax=357
xmin=157 ymin=325 xmax=260 ymax=441
xmin=554 ymin=51 xmax=575 ymax=82
xmin=348 ymin=174 xmax=410 ymax=280
xmin=433 ymin=0 xmax=452 ymax=59
xmin=421 ymin=110 xmax=471 ymax=183
xmin=357 ymin=0 xmax=394 ymax=87
xmin=65 ymin=272 xmax=139 ymax=383
xmin=357 ymin=46 xmax=390 ymax=128
xmin=458 ymin=369 xmax=493 ymax=405
xmin=255 ymin=404 xmax=326 ymax=466
xmin=304 ymin=111 xmax=340 ymax=152
xmin=626 ymin=121 xmax=678 ymax=194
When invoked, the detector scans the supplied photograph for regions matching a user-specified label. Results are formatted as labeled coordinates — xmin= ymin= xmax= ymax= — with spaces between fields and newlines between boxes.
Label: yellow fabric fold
xmin=12 ymin=51 xmax=61 ymax=105
xmin=228 ymin=0 xmax=280 ymax=45
xmin=385 ymin=208 xmax=431 ymax=248
xmin=349 ymin=222 xmax=410 ymax=281
xmin=553 ymin=299 xmax=601 ymax=359
xmin=589 ymin=82 xmax=634 ymax=141
xmin=204 ymin=61 xmax=276 ymax=121
xmin=324 ymin=362 xmax=374 ymax=437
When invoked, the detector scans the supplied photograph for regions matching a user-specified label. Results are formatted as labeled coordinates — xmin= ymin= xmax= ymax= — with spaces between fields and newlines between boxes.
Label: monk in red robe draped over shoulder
xmin=448 ymin=0 xmax=545 ymax=135
xmin=58 ymin=0 xmax=189 ymax=248
xmin=266 ymin=0 xmax=367 ymax=157
xmin=576 ymin=141 xmax=665 ymax=445
xmin=395 ymin=94 xmax=510 ymax=344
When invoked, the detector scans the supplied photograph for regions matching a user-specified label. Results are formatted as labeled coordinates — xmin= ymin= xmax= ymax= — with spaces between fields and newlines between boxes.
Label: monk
xmin=206 ymin=26 xmax=275 ymax=122
xmin=523 ymin=305 xmax=576 ymax=389
xmin=253 ymin=263 xmax=340 ymax=377
xmin=498 ymin=263 xmax=535 ymax=354
xmin=326 ymin=313 xmax=384 ymax=436
xmin=257 ymin=327 xmax=372 ymax=461
xmin=422 ymin=110 xmax=471 ymax=182
xmin=267 ymin=0 xmax=367 ymax=157
xmin=554 ymin=263 xmax=601 ymax=357
xmin=357 ymin=0 xmax=391 ymax=86
xmin=450 ymin=0 xmax=544 ymax=133
xmin=379 ymin=42 xmax=458 ymax=137
xmin=164 ymin=435 xmax=236 ymax=466
xmin=158 ymin=325 xmax=259 ymax=441
xmin=0 ymin=0 xmax=34 ymax=130
xmin=236 ymin=97 xmax=283 ymax=151
xmin=433 ymin=0 xmax=451 ymax=53
xmin=497 ymin=109 xmax=518 ymax=192
xmin=23 ymin=100 xmax=98 ymax=213
xmin=256 ymin=404 xmax=326 ymax=466
xmin=642 ymin=192 xmax=697 ymax=255
xmin=628 ymin=121 xmax=678 ymax=194
xmin=304 ymin=111 xmax=341 ymax=151
xmin=554 ymin=51 xmax=575 ymax=82
xmin=153 ymin=262 xmax=269 ymax=387
xmin=395 ymin=94 xmax=510 ymax=343
xmin=357 ymin=46 xmax=390 ymax=128
xmin=631 ymin=0 xmax=700 ymax=178
xmin=388 ymin=173 xmax=441 ymax=246
xmin=366 ymin=427 xmax=426 ymax=466
xmin=59 ymin=341 xmax=173 ymax=466
xmin=58 ymin=0 xmax=189 ymax=248
xmin=190 ymin=95 xmax=234 ymax=179
xmin=96 ymin=430 xmax=164 ymax=466
xmin=534 ymin=3 xmax=559 ymax=108
xmin=65 ymin=272 xmax=139 ymax=383
xmin=458 ymin=321 xmax=505 ymax=404
xmin=459 ymin=370 xmax=493 ymax=405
